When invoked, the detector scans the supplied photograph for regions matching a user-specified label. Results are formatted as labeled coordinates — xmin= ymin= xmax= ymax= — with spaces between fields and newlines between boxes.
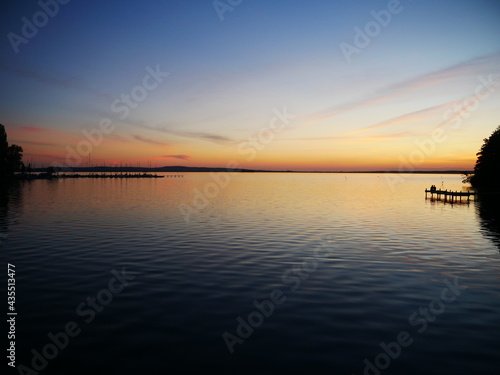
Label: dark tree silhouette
xmin=45 ymin=166 xmax=57 ymax=176
xmin=470 ymin=126 xmax=500 ymax=190
xmin=7 ymin=145 xmax=24 ymax=173
xmin=0 ymin=124 xmax=24 ymax=178
xmin=0 ymin=124 xmax=7 ymax=177
xmin=476 ymin=193 xmax=500 ymax=251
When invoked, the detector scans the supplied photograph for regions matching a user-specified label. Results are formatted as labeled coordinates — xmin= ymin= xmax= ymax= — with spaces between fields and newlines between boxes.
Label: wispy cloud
xmin=11 ymin=139 xmax=57 ymax=147
xmin=0 ymin=65 xmax=108 ymax=97
xmin=117 ymin=119 xmax=235 ymax=145
xmin=132 ymin=134 xmax=169 ymax=146
xmin=158 ymin=154 xmax=191 ymax=160
xmin=347 ymin=99 xmax=463 ymax=135
xmin=19 ymin=126 xmax=49 ymax=133
xmin=283 ymin=132 xmax=412 ymax=142
xmin=25 ymin=152 xmax=65 ymax=160
xmin=305 ymin=53 xmax=500 ymax=127
xmin=362 ymin=133 xmax=414 ymax=141
xmin=154 ymin=124 xmax=234 ymax=144
xmin=178 ymin=132 xmax=233 ymax=144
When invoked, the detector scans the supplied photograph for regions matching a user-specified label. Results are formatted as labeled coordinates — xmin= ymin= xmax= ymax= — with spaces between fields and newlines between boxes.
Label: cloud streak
xmin=19 ymin=126 xmax=49 ymax=133
xmin=178 ymin=132 xmax=233 ymax=144
xmin=130 ymin=122 xmax=234 ymax=145
xmin=0 ymin=65 xmax=109 ymax=98
xmin=347 ymin=99 xmax=464 ymax=135
xmin=11 ymin=139 xmax=57 ymax=147
xmin=305 ymin=53 xmax=500 ymax=127
xmin=132 ymin=134 xmax=169 ymax=146
xmin=158 ymin=154 xmax=191 ymax=160
xmin=24 ymin=152 xmax=65 ymax=160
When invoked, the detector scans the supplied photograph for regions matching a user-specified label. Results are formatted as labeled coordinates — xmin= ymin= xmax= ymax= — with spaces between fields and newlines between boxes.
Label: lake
xmin=1 ymin=173 xmax=499 ymax=374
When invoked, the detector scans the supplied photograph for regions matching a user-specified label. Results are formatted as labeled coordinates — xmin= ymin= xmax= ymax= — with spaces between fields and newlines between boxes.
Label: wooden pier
xmin=425 ymin=189 xmax=476 ymax=203
xmin=17 ymin=172 xmax=186 ymax=180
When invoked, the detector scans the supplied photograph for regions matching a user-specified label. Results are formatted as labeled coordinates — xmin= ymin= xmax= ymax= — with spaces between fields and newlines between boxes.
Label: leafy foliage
xmin=0 ymin=124 xmax=24 ymax=178
xmin=470 ymin=126 xmax=500 ymax=190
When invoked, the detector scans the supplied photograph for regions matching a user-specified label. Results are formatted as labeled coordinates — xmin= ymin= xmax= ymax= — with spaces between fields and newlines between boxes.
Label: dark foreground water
xmin=1 ymin=173 xmax=499 ymax=374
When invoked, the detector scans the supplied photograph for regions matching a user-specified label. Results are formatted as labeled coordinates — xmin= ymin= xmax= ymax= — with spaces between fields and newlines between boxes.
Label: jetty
xmin=425 ymin=188 xmax=476 ymax=203
xmin=17 ymin=173 xmax=167 ymax=180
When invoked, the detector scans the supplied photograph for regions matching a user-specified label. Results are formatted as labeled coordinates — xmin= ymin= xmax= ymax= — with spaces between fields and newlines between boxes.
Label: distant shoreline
xmin=29 ymin=166 xmax=472 ymax=174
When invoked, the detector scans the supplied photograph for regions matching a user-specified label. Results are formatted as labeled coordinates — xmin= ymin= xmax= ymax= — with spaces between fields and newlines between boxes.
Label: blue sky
xmin=1 ymin=0 xmax=499 ymax=170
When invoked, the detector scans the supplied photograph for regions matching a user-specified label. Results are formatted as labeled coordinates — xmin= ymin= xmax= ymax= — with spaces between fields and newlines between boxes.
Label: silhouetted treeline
xmin=0 ymin=124 xmax=24 ymax=179
xmin=470 ymin=126 xmax=500 ymax=190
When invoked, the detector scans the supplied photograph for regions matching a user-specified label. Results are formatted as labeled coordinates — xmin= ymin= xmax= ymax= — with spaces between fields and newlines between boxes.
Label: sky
xmin=1 ymin=0 xmax=499 ymax=171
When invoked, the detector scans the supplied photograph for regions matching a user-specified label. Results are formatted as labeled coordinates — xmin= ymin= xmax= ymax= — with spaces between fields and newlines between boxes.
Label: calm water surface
xmin=1 ymin=173 xmax=499 ymax=374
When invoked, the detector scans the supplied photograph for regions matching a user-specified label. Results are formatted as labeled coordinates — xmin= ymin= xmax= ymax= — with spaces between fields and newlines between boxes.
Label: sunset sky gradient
xmin=1 ymin=0 xmax=499 ymax=171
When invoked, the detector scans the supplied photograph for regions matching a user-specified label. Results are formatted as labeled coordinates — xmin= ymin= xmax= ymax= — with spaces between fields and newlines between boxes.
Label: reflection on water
xmin=1 ymin=174 xmax=499 ymax=375
xmin=0 ymin=180 xmax=23 ymax=241
xmin=476 ymin=193 xmax=500 ymax=251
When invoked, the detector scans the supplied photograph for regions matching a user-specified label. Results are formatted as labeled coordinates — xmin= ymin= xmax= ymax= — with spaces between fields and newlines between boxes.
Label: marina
xmin=16 ymin=173 xmax=171 ymax=180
